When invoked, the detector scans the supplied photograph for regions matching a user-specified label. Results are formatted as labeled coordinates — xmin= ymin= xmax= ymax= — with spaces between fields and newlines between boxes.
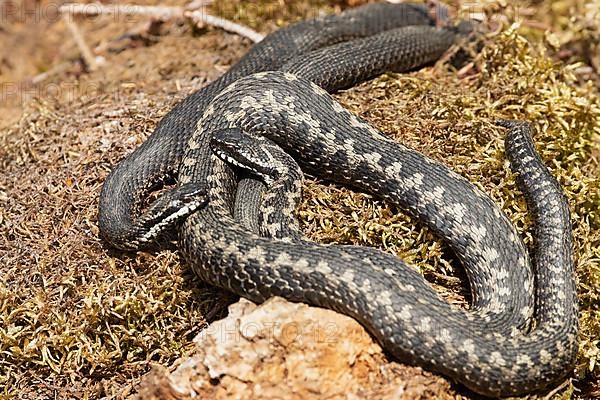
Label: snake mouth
xmin=213 ymin=148 xmax=247 ymax=169
xmin=213 ymin=147 xmax=272 ymax=184
xmin=210 ymin=129 xmax=276 ymax=184
xmin=133 ymin=182 xmax=209 ymax=247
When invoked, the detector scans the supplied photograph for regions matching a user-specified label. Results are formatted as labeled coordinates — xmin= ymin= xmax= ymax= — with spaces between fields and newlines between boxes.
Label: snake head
xmin=210 ymin=128 xmax=285 ymax=185
xmin=105 ymin=182 xmax=208 ymax=250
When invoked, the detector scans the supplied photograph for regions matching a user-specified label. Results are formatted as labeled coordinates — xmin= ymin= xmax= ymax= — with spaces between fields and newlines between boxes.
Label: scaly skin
xmin=178 ymin=72 xmax=576 ymax=397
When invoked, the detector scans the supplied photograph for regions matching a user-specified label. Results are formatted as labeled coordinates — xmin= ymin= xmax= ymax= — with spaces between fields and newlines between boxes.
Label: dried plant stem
xmin=29 ymin=62 xmax=72 ymax=84
xmin=62 ymin=17 xmax=101 ymax=71
xmin=185 ymin=10 xmax=264 ymax=43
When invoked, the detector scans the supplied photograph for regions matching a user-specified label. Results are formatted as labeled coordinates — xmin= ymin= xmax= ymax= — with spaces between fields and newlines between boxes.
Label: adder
xmin=98 ymin=2 xmax=448 ymax=248
xmin=99 ymin=1 xmax=534 ymax=336
xmin=177 ymin=72 xmax=576 ymax=397
xmin=98 ymin=2 xmax=577 ymax=397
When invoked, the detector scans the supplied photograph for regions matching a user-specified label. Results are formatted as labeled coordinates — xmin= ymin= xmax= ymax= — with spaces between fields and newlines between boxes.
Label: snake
xmin=98 ymin=1 xmax=536 ymax=332
xmin=96 ymin=2 xmax=578 ymax=396
xmin=177 ymin=72 xmax=577 ymax=397
xmin=98 ymin=2 xmax=447 ymax=249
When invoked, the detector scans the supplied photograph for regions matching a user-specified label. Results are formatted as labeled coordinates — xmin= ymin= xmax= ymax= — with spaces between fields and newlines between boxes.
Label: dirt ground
xmin=0 ymin=0 xmax=598 ymax=399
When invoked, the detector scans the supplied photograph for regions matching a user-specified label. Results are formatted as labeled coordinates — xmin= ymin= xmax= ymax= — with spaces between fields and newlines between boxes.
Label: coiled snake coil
xmin=98 ymin=2 xmax=578 ymax=397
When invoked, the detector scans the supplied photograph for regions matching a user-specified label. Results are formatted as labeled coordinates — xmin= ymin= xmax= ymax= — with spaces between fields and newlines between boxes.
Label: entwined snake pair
xmin=97 ymin=2 xmax=577 ymax=397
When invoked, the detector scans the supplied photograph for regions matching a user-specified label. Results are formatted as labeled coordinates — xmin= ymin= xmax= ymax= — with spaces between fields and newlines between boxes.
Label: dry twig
xmin=186 ymin=10 xmax=264 ymax=43
xmin=62 ymin=16 xmax=104 ymax=71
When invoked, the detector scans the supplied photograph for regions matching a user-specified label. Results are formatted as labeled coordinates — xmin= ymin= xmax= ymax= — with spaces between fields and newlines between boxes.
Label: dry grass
xmin=0 ymin=0 xmax=598 ymax=399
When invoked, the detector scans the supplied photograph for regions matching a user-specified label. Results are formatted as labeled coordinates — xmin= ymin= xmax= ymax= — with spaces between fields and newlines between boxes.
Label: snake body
xmin=97 ymin=3 xmax=578 ymax=396
xmin=98 ymin=2 xmax=444 ymax=249
xmin=178 ymin=73 xmax=577 ymax=397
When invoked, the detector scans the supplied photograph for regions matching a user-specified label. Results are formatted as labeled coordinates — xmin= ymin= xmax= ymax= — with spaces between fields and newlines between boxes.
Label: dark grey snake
xmin=178 ymin=73 xmax=577 ymax=397
xmin=97 ymin=2 xmax=578 ymax=397
xmin=98 ymin=2 xmax=445 ymax=247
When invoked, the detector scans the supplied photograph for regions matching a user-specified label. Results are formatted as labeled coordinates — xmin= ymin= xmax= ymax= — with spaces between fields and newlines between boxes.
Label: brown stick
xmin=62 ymin=17 xmax=103 ymax=71
xmin=186 ymin=10 xmax=264 ymax=43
